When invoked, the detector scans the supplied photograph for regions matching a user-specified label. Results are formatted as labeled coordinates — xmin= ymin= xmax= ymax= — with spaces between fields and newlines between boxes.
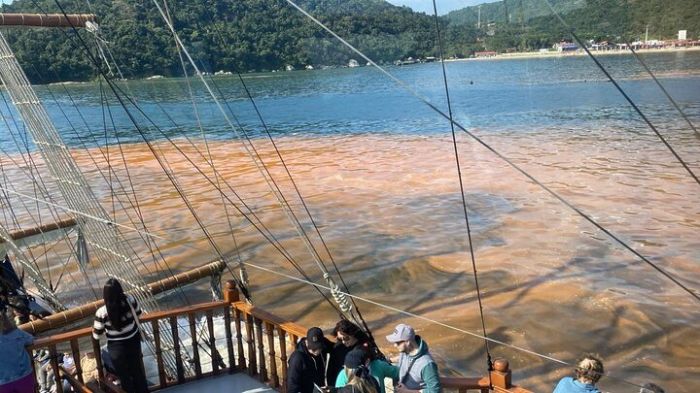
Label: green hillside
xmin=0 ymin=0 xmax=697 ymax=83
xmin=1 ymin=0 xmax=453 ymax=83
xmin=445 ymin=0 xmax=585 ymax=26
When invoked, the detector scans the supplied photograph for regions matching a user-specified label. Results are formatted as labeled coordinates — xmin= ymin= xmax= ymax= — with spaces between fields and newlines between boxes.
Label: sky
xmin=387 ymin=0 xmax=492 ymax=15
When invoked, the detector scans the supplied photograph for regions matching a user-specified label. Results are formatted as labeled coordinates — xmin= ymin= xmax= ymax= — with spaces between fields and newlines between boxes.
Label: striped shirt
xmin=92 ymin=295 xmax=142 ymax=341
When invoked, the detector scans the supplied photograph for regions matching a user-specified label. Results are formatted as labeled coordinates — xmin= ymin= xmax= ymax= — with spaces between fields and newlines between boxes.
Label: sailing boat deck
xmin=25 ymin=280 xmax=532 ymax=393
xmin=159 ymin=373 xmax=274 ymax=393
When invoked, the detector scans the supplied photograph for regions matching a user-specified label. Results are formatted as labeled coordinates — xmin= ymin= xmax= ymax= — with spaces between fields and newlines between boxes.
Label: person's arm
xmin=375 ymin=359 xmax=399 ymax=381
xmin=92 ymin=311 xmax=106 ymax=340
xmin=335 ymin=367 xmax=348 ymax=388
xmin=129 ymin=296 xmax=142 ymax=316
xmin=19 ymin=329 xmax=34 ymax=346
xmin=420 ymin=362 xmax=441 ymax=393
xmin=287 ymin=352 xmax=304 ymax=393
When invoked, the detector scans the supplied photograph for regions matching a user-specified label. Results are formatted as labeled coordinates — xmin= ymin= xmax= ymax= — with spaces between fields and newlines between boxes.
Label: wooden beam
xmin=0 ymin=13 xmax=96 ymax=28
xmin=0 ymin=218 xmax=76 ymax=244
xmin=20 ymin=259 xmax=226 ymax=334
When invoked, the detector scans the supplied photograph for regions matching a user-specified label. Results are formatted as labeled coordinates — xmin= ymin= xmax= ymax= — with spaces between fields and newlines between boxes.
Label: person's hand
xmin=395 ymin=383 xmax=417 ymax=393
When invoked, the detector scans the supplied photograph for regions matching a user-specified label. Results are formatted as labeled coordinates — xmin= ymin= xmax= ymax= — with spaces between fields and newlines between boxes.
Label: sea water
xmin=1 ymin=51 xmax=699 ymax=392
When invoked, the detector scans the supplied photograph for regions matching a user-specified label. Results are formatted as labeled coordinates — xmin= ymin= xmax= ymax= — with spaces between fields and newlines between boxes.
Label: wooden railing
xmin=27 ymin=280 xmax=532 ymax=393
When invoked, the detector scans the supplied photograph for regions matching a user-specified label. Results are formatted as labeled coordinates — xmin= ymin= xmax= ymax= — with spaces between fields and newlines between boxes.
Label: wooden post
xmin=255 ymin=318 xmax=267 ymax=382
xmin=224 ymin=307 xmax=235 ymax=373
xmin=170 ymin=316 xmax=185 ymax=383
xmin=151 ymin=320 xmax=167 ymax=389
xmin=224 ymin=280 xmax=240 ymax=303
xmin=278 ymin=327 xmax=288 ymax=393
xmin=48 ymin=344 xmax=63 ymax=393
xmin=188 ymin=313 xmax=202 ymax=379
xmin=490 ymin=358 xmax=512 ymax=389
xmin=265 ymin=322 xmax=279 ymax=387
xmin=90 ymin=338 xmax=105 ymax=388
xmin=207 ymin=310 xmax=220 ymax=374
xmin=234 ymin=308 xmax=246 ymax=371
xmin=70 ymin=339 xmax=83 ymax=384
xmin=246 ymin=314 xmax=256 ymax=376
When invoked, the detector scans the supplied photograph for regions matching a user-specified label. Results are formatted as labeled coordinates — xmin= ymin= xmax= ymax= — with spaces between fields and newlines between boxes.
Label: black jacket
xmin=287 ymin=337 xmax=332 ymax=393
xmin=326 ymin=340 xmax=369 ymax=386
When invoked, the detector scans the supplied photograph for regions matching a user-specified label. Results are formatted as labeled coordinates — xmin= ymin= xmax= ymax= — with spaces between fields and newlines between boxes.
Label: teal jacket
xmin=335 ymin=359 xmax=399 ymax=393
xmin=397 ymin=337 xmax=441 ymax=393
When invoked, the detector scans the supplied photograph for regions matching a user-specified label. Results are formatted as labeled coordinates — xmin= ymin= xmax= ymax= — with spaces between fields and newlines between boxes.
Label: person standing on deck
xmin=288 ymin=327 xmax=333 ymax=393
xmin=0 ymin=308 xmax=35 ymax=393
xmin=385 ymin=323 xmax=441 ymax=393
xmin=327 ymin=320 xmax=370 ymax=386
xmin=92 ymin=278 xmax=148 ymax=393
xmin=552 ymin=354 xmax=604 ymax=393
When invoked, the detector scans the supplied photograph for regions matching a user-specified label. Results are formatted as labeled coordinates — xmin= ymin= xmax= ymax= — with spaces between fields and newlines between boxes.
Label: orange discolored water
xmin=5 ymin=130 xmax=699 ymax=392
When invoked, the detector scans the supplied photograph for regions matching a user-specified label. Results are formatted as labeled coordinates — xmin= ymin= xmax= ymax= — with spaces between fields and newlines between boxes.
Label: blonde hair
xmin=345 ymin=367 xmax=378 ymax=393
xmin=575 ymin=353 xmax=604 ymax=384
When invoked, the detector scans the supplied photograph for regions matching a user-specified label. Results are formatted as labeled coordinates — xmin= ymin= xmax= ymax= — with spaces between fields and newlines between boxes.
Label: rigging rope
xmin=0 ymin=23 xmax=186 ymax=377
xmin=622 ymin=40 xmax=699 ymax=137
xmin=282 ymin=0 xmax=700 ymax=303
xmin=148 ymin=0 xmax=363 ymax=322
xmin=0 ymin=181 xmax=668 ymax=391
xmin=540 ymin=0 xmax=700 ymax=187
xmin=431 ymin=0 xmax=494 ymax=375
xmin=43 ymin=0 xmax=343 ymax=320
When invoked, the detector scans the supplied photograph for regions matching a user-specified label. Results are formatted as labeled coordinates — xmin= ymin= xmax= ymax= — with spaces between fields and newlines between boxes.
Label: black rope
xmin=623 ymin=39 xmax=699 ymax=136
xmin=541 ymin=1 xmax=700 ymax=187
xmin=283 ymin=0 xmax=700 ymax=303
xmin=432 ymin=0 xmax=493 ymax=376
xmin=50 ymin=0 xmax=344 ymax=313
xmin=232 ymin=71 xmax=378 ymax=350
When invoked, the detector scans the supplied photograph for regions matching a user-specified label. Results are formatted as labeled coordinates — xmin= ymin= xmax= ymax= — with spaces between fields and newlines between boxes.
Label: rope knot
xmin=325 ymin=275 xmax=352 ymax=313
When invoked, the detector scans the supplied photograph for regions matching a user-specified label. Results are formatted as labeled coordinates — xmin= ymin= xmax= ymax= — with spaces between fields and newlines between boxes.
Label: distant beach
xmin=450 ymin=45 xmax=700 ymax=62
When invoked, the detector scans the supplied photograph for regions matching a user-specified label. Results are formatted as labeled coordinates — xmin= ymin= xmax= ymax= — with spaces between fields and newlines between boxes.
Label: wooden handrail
xmin=27 ymin=280 xmax=533 ymax=393
xmin=230 ymin=301 xmax=307 ymax=339
xmin=21 ymin=260 xmax=226 ymax=334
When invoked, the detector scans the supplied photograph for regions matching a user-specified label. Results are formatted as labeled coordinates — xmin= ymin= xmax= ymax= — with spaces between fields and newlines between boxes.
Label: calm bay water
xmin=3 ymin=51 xmax=700 ymax=392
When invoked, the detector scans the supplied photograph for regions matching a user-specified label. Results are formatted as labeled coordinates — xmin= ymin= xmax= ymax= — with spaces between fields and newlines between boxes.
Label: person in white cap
xmin=385 ymin=323 xmax=441 ymax=393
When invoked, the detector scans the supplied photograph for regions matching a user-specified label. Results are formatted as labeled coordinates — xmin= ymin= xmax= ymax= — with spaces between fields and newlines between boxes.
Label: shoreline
xmin=449 ymin=45 xmax=700 ymax=62
xmin=37 ymin=45 xmax=700 ymax=86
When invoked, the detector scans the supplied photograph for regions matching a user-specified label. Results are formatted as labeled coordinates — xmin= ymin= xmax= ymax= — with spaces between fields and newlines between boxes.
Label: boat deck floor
xmin=158 ymin=373 xmax=277 ymax=393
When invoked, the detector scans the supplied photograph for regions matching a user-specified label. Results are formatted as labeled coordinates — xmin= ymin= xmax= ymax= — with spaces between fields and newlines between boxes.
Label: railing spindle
xmin=90 ymin=338 xmax=105 ymax=387
xmin=224 ymin=306 xmax=235 ymax=373
xmin=265 ymin=322 xmax=278 ymax=387
xmin=70 ymin=339 xmax=83 ymax=384
xmin=170 ymin=315 xmax=185 ymax=383
xmin=48 ymin=344 xmax=63 ymax=393
xmin=188 ymin=313 xmax=202 ymax=379
xmin=277 ymin=327 xmax=288 ymax=393
xmin=255 ymin=318 xmax=266 ymax=382
xmin=206 ymin=310 xmax=220 ymax=374
xmin=234 ymin=308 xmax=246 ymax=371
xmin=245 ymin=313 xmax=256 ymax=376
xmin=151 ymin=320 xmax=167 ymax=389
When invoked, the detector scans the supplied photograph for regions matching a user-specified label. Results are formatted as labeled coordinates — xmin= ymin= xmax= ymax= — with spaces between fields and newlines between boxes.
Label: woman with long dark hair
xmin=327 ymin=320 xmax=370 ymax=386
xmin=93 ymin=278 xmax=148 ymax=393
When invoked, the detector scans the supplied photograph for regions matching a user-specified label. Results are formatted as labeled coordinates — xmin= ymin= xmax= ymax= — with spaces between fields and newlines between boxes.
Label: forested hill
xmin=446 ymin=0 xmax=700 ymax=43
xmin=0 ymin=0 xmax=697 ymax=84
xmin=445 ymin=0 xmax=585 ymax=26
xmin=0 ymin=0 xmax=461 ymax=83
